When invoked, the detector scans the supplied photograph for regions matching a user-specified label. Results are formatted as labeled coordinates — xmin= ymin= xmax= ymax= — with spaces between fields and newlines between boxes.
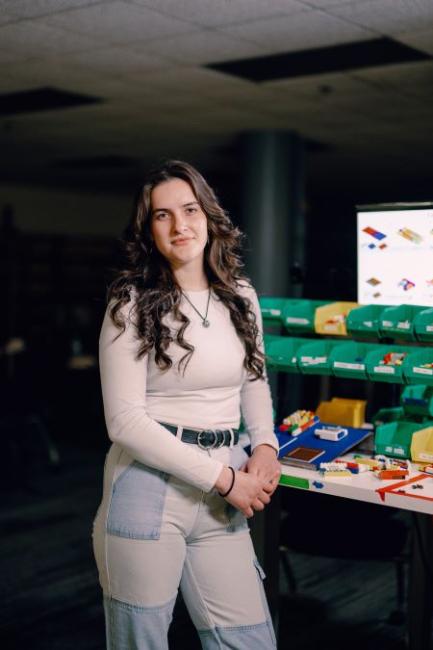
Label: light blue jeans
xmin=92 ymin=442 xmax=277 ymax=649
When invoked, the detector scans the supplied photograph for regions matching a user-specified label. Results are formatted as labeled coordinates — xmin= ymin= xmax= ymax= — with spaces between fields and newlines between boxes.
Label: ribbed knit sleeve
xmin=239 ymin=286 xmax=279 ymax=454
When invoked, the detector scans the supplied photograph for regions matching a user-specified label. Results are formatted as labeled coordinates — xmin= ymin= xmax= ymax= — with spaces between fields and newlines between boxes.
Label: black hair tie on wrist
xmin=218 ymin=466 xmax=235 ymax=498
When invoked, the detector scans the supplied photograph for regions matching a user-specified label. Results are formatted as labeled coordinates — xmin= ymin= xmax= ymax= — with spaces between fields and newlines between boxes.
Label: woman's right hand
xmin=215 ymin=467 xmax=270 ymax=518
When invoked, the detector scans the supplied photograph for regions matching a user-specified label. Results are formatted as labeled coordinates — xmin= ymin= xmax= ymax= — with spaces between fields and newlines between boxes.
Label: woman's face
xmin=150 ymin=178 xmax=208 ymax=270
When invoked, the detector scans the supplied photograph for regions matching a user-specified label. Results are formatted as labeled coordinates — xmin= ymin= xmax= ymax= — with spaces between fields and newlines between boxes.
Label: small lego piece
xmin=319 ymin=462 xmax=352 ymax=477
xmin=323 ymin=470 xmax=352 ymax=477
xmin=315 ymin=426 xmax=348 ymax=442
xmin=280 ymin=410 xmax=319 ymax=436
xmin=381 ymin=352 xmax=407 ymax=366
xmin=335 ymin=459 xmax=369 ymax=474
xmin=421 ymin=464 xmax=433 ymax=475
xmin=374 ymin=468 xmax=409 ymax=480
xmin=355 ymin=457 xmax=382 ymax=470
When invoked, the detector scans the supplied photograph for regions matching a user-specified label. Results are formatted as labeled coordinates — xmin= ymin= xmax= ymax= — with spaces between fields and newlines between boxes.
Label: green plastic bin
xmin=328 ymin=342 xmax=379 ymax=380
xmin=375 ymin=419 xmax=433 ymax=458
xmin=297 ymin=340 xmax=337 ymax=376
xmin=403 ymin=349 xmax=433 ymax=387
xmin=365 ymin=346 xmax=409 ymax=384
xmin=281 ymin=299 xmax=328 ymax=335
xmin=379 ymin=305 xmax=427 ymax=341
xmin=413 ymin=307 xmax=433 ymax=343
xmin=401 ymin=384 xmax=433 ymax=418
xmin=259 ymin=297 xmax=288 ymax=325
xmin=346 ymin=304 xmax=389 ymax=339
xmin=372 ymin=406 xmax=405 ymax=427
xmin=264 ymin=335 xmax=306 ymax=373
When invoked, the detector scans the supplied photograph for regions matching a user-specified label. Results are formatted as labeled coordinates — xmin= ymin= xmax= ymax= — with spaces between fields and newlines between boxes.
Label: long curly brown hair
xmin=107 ymin=160 xmax=264 ymax=380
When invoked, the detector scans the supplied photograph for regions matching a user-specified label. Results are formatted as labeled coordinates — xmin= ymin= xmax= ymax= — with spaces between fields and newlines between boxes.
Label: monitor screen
xmin=357 ymin=203 xmax=433 ymax=306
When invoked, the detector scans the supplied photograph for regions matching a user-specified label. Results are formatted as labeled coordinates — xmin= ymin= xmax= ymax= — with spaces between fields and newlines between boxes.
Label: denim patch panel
xmin=107 ymin=461 xmax=169 ymax=540
xmin=224 ymin=502 xmax=249 ymax=533
xmin=104 ymin=594 xmax=176 ymax=650
xmin=198 ymin=621 xmax=277 ymax=649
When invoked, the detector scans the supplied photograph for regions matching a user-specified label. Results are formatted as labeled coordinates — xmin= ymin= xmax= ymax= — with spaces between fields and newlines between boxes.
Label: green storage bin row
xmin=264 ymin=336 xmax=433 ymax=385
xmin=260 ymin=297 xmax=433 ymax=342
xmin=344 ymin=304 xmax=433 ymax=341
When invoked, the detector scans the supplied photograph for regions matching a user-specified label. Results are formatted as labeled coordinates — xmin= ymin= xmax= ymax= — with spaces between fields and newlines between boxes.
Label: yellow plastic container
xmin=316 ymin=397 xmax=367 ymax=428
xmin=314 ymin=302 xmax=359 ymax=336
xmin=411 ymin=426 xmax=433 ymax=463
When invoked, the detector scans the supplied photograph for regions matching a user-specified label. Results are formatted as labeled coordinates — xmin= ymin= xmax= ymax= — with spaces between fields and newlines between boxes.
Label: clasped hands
xmin=216 ymin=445 xmax=281 ymax=519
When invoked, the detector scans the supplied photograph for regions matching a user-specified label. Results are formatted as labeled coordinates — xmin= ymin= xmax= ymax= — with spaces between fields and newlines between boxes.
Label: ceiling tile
xmin=42 ymin=0 xmax=195 ymax=45
xmin=299 ymin=0 xmax=382 ymax=7
xmin=395 ymin=28 xmax=433 ymax=55
xmin=0 ymin=20 xmax=104 ymax=57
xmin=1 ymin=57 xmax=136 ymax=98
xmin=128 ymin=0 xmax=307 ymax=28
xmin=0 ymin=49 xmax=32 ymax=64
xmin=0 ymin=11 xmax=16 ymax=25
xmin=328 ymin=0 xmax=433 ymax=35
xmin=132 ymin=29 xmax=265 ymax=65
xmin=141 ymin=65 xmax=259 ymax=101
xmin=1 ymin=0 xmax=103 ymax=19
xmin=351 ymin=60 xmax=433 ymax=101
xmin=66 ymin=46 xmax=173 ymax=76
xmin=219 ymin=10 xmax=375 ymax=55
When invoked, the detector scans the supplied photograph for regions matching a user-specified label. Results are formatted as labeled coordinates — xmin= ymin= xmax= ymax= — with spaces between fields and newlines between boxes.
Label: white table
xmin=251 ymin=455 xmax=433 ymax=650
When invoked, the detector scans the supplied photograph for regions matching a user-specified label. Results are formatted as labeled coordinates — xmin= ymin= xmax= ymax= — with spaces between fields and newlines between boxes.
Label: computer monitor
xmin=357 ymin=202 xmax=433 ymax=306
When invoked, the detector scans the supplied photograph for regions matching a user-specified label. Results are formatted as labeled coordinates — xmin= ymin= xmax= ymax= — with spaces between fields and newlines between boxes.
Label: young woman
xmin=92 ymin=160 xmax=281 ymax=649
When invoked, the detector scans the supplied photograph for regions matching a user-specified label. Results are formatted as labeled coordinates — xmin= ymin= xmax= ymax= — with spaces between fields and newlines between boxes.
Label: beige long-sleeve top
xmin=99 ymin=283 xmax=278 ymax=493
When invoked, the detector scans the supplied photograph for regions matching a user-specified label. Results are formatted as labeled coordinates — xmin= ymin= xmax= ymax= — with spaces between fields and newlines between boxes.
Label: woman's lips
xmin=173 ymin=238 xmax=192 ymax=245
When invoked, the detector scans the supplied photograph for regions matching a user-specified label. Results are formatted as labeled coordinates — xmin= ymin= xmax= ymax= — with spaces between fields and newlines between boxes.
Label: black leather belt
xmin=162 ymin=423 xmax=239 ymax=449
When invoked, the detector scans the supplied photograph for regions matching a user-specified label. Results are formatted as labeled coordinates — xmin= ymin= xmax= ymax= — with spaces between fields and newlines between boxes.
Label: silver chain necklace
xmin=182 ymin=288 xmax=211 ymax=327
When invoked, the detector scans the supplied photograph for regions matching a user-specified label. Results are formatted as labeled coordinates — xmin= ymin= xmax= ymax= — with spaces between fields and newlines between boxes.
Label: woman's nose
xmin=172 ymin=212 xmax=187 ymax=233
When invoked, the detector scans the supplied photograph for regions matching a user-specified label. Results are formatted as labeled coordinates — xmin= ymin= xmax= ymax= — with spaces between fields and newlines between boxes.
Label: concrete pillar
xmin=240 ymin=130 xmax=305 ymax=297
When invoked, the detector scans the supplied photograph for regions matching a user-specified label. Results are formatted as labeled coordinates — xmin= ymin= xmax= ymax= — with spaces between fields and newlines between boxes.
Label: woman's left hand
xmin=243 ymin=444 xmax=281 ymax=498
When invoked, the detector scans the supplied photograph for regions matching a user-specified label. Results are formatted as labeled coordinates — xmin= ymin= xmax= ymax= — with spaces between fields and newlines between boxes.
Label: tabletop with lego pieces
xmin=279 ymin=454 xmax=433 ymax=515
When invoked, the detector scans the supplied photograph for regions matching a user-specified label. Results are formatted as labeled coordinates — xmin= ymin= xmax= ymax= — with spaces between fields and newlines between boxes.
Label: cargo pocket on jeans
xmin=253 ymin=557 xmax=277 ymax=648
xmin=107 ymin=461 xmax=169 ymax=540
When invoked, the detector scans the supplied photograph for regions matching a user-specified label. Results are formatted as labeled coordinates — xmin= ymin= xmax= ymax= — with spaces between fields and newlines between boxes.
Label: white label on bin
xmin=334 ymin=362 xmax=365 ymax=370
xmin=374 ymin=366 xmax=395 ymax=374
xmin=426 ymin=325 xmax=433 ymax=332
xmin=324 ymin=324 xmax=338 ymax=332
xmin=301 ymin=356 xmax=327 ymax=364
xmin=382 ymin=320 xmax=393 ymax=327
xmin=419 ymin=452 xmax=433 ymax=462
xmin=363 ymin=321 xmax=373 ymax=328
xmin=291 ymin=356 xmax=297 ymax=363
xmin=269 ymin=309 xmax=280 ymax=316
xmin=413 ymin=367 xmax=433 ymax=376
xmin=397 ymin=321 xmax=410 ymax=330
xmin=286 ymin=317 xmax=309 ymax=325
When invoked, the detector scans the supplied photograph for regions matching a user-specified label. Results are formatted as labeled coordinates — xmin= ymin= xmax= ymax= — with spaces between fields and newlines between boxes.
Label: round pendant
xmin=202 ymin=319 xmax=210 ymax=328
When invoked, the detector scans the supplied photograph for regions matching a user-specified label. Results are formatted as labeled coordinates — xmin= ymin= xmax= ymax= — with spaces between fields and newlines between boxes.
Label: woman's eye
xmin=155 ymin=212 xmax=168 ymax=220
xmin=186 ymin=207 xmax=197 ymax=214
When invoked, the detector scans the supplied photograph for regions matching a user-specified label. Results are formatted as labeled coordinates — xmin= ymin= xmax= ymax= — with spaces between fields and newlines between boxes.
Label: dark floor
xmin=0 ymin=438 xmax=420 ymax=650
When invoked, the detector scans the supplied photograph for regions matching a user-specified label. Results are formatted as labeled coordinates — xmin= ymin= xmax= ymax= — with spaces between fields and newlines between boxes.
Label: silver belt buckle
xmin=197 ymin=429 xmax=218 ymax=450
